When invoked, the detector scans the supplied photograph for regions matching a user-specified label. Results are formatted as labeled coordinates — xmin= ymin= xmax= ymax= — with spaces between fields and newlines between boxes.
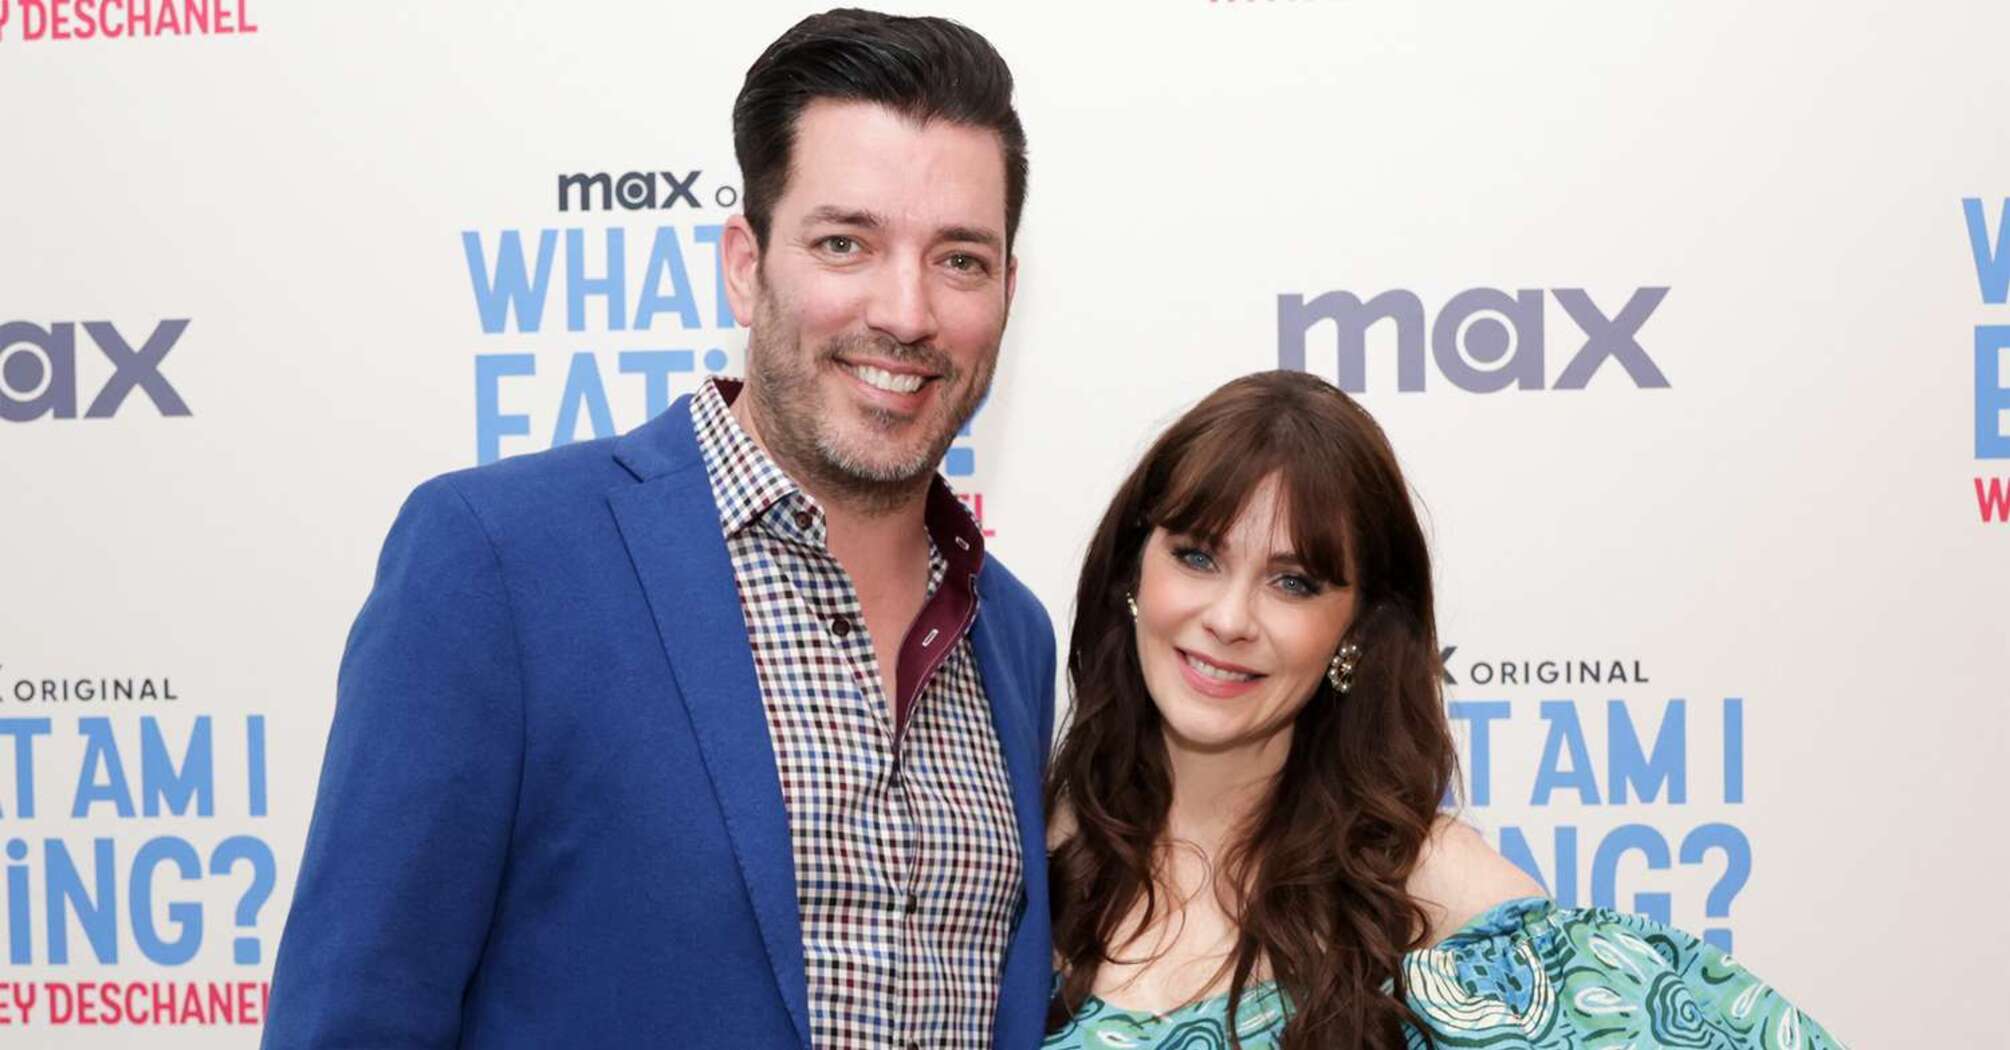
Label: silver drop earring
xmin=1327 ymin=642 xmax=1362 ymax=694
xmin=1125 ymin=593 xmax=1139 ymax=620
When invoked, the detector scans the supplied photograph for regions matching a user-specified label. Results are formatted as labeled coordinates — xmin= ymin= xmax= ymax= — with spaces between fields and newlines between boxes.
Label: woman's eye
xmin=1275 ymin=573 xmax=1322 ymax=597
xmin=1172 ymin=546 xmax=1215 ymax=571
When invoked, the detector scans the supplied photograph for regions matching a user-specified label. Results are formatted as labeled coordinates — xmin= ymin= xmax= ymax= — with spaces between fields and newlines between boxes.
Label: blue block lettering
xmin=1448 ymin=700 xmax=1511 ymax=806
xmin=566 ymin=228 xmax=627 ymax=333
xmin=1532 ymin=700 xmax=1601 ymax=805
xmin=141 ymin=716 xmax=214 ymax=818
xmin=1590 ymin=824 xmax=1671 ymax=925
xmin=71 ymin=718 xmax=135 ymax=819
xmin=475 ymin=354 xmax=536 ymax=465
xmin=0 ymin=719 xmax=50 ymax=818
xmin=130 ymin=836 xmax=205 ymax=965
xmin=1963 ymin=198 xmax=2010 ymax=305
xmin=1977 ymin=326 xmax=2010 ymax=458
xmin=1608 ymin=699 xmax=1686 ymax=804
xmin=463 ymin=230 xmax=556 ymax=334
xmin=45 ymin=839 xmax=118 ymax=964
xmin=552 ymin=352 xmax=616 ymax=446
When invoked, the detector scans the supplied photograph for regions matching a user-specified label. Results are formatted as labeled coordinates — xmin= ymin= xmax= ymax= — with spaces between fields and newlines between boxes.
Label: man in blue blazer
xmin=264 ymin=11 xmax=1053 ymax=1048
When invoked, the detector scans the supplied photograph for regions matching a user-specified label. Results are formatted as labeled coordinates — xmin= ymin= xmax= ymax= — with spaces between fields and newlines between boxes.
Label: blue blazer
xmin=264 ymin=395 xmax=1057 ymax=1049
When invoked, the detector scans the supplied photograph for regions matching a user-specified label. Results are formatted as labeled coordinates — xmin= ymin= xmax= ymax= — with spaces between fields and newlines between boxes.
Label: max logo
xmin=1277 ymin=287 xmax=1670 ymax=392
xmin=558 ymin=170 xmax=719 ymax=212
xmin=0 ymin=320 xmax=192 ymax=421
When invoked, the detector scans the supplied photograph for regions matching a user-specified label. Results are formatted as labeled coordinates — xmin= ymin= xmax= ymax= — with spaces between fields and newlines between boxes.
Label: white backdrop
xmin=3 ymin=1 xmax=2006 ymax=1045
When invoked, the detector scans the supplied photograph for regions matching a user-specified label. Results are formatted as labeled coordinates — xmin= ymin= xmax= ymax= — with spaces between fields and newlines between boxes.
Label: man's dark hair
xmin=733 ymin=8 xmax=1029 ymax=251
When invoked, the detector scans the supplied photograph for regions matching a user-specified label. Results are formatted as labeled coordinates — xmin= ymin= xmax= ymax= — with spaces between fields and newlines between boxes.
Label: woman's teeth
xmin=845 ymin=363 xmax=926 ymax=394
xmin=1183 ymin=651 xmax=1258 ymax=682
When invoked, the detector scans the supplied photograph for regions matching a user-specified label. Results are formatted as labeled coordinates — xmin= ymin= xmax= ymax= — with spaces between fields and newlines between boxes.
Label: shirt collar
xmin=691 ymin=377 xmax=800 ymax=538
xmin=690 ymin=378 xmax=988 ymax=578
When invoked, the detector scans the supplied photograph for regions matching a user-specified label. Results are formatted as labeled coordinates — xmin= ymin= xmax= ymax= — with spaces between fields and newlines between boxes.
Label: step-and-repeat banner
xmin=2 ymin=1 xmax=2004 ymax=1045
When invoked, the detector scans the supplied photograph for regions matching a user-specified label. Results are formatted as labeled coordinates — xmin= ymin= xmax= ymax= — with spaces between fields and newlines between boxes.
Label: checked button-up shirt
xmin=692 ymin=378 xmax=1024 ymax=1050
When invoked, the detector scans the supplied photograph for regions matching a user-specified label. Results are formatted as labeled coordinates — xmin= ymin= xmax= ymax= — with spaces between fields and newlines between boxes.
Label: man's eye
xmin=819 ymin=235 xmax=858 ymax=254
xmin=946 ymin=252 xmax=989 ymax=274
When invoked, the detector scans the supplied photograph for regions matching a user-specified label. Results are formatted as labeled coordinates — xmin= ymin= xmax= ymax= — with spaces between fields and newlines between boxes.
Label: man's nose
xmin=862 ymin=255 xmax=939 ymax=348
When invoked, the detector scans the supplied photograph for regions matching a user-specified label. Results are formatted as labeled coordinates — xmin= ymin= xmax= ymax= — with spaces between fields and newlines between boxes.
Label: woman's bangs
xmin=1146 ymin=419 xmax=1355 ymax=588
xmin=1276 ymin=444 xmax=1355 ymax=588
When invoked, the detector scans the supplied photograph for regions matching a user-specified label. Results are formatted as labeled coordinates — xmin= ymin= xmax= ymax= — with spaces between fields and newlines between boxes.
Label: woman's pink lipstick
xmin=1175 ymin=648 xmax=1265 ymax=699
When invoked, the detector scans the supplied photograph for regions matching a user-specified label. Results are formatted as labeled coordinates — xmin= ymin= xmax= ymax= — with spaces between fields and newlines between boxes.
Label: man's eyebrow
xmin=937 ymin=225 xmax=1004 ymax=251
xmin=798 ymin=209 xmax=1003 ymax=252
xmin=801 ymin=206 xmax=886 ymax=229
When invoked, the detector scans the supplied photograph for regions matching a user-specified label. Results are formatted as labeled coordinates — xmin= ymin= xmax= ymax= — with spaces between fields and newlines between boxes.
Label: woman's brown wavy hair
xmin=1046 ymin=370 xmax=1456 ymax=1050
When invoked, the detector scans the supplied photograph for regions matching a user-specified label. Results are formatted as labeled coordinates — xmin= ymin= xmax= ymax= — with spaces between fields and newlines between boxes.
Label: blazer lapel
xmin=607 ymin=399 xmax=811 ymax=1049
xmin=970 ymin=582 xmax=1057 ymax=1049
xmin=969 ymin=597 xmax=1044 ymax=919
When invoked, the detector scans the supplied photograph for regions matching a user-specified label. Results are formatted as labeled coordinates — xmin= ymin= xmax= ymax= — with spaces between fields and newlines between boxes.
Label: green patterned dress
xmin=1043 ymin=897 xmax=1844 ymax=1049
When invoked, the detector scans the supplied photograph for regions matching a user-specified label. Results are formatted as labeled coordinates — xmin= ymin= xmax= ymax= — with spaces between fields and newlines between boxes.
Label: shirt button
xmin=830 ymin=616 xmax=851 ymax=638
xmin=793 ymin=510 xmax=813 ymax=529
xmin=904 ymin=893 xmax=919 ymax=915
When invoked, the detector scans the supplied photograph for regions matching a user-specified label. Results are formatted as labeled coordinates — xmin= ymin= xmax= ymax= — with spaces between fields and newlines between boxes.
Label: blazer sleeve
xmin=263 ymin=477 xmax=525 ymax=1048
xmin=1035 ymin=605 xmax=1057 ymax=769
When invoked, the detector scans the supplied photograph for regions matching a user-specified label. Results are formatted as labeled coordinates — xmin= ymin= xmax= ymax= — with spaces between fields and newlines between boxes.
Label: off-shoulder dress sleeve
xmin=1403 ymin=897 xmax=1846 ymax=1049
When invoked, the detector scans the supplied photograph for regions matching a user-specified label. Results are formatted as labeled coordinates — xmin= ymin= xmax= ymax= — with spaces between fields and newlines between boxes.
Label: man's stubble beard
xmin=744 ymin=292 xmax=998 ymax=517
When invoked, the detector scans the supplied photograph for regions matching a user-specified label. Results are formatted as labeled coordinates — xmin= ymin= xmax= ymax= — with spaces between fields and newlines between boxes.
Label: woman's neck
xmin=1162 ymin=727 xmax=1292 ymax=855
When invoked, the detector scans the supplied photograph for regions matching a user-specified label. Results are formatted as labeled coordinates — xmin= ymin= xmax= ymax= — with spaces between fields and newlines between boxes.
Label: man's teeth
xmin=1183 ymin=652 xmax=1258 ymax=683
xmin=845 ymin=363 xmax=926 ymax=395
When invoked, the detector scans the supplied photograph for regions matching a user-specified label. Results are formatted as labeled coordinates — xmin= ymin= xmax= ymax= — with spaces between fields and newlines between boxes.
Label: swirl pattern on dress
xmin=1043 ymin=899 xmax=1847 ymax=1050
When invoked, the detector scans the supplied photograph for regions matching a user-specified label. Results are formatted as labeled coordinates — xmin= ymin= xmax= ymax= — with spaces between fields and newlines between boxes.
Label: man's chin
xmin=823 ymin=395 xmax=947 ymax=457
xmin=817 ymin=443 xmax=941 ymax=489
xmin=809 ymin=420 xmax=951 ymax=487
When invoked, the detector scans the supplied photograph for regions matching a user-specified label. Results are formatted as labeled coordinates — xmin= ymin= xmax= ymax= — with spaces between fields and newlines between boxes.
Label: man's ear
xmin=721 ymin=214 xmax=763 ymax=327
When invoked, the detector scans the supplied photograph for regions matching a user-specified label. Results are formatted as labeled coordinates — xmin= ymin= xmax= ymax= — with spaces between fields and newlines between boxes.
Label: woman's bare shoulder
xmin=1047 ymin=796 xmax=1076 ymax=851
xmin=1406 ymin=816 xmax=1547 ymax=947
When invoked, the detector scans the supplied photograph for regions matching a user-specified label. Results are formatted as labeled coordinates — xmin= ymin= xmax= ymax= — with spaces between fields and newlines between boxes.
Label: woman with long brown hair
xmin=1042 ymin=371 xmax=1840 ymax=1049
